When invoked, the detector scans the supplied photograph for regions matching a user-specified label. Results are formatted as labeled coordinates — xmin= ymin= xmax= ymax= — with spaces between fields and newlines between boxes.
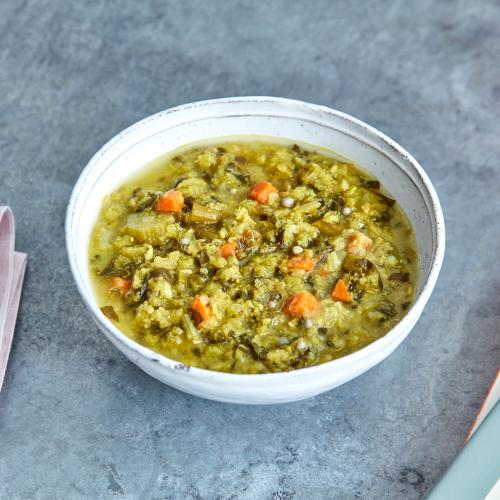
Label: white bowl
xmin=66 ymin=97 xmax=445 ymax=404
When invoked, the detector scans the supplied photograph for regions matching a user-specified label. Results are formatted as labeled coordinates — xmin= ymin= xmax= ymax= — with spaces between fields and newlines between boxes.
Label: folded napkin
xmin=428 ymin=371 xmax=500 ymax=499
xmin=0 ymin=206 xmax=27 ymax=391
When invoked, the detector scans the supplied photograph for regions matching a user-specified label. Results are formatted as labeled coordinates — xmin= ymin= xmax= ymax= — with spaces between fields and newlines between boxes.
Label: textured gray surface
xmin=0 ymin=0 xmax=499 ymax=498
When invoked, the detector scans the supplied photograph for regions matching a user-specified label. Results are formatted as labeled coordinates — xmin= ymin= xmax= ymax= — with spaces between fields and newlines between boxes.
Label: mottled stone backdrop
xmin=0 ymin=1 xmax=499 ymax=499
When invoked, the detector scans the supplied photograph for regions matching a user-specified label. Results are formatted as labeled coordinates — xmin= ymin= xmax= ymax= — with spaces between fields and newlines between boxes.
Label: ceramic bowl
xmin=66 ymin=97 xmax=445 ymax=404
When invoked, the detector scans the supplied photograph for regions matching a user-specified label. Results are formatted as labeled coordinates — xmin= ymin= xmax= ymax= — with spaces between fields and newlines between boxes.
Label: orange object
xmin=283 ymin=291 xmax=319 ymax=318
xmin=346 ymin=231 xmax=373 ymax=256
xmin=156 ymin=190 xmax=184 ymax=212
xmin=332 ymin=279 xmax=351 ymax=303
xmin=220 ymin=242 xmax=237 ymax=258
xmin=109 ymin=277 xmax=131 ymax=296
xmin=249 ymin=181 xmax=278 ymax=204
xmin=192 ymin=294 xmax=213 ymax=327
xmin=288 ymin=256 xmax=317 ymax=272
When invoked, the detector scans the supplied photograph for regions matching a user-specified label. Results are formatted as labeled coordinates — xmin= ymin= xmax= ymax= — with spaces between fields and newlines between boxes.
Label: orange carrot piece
xmin=283 ymin=291 xmax=319 ymax=318
xmin=192 ymin=294 xmax=213 ymax=327
xmin=332 ymin=279 xmax=352 ymax=303
xmin=288 ymin=256 xmax=317 ymax=272
xmin=249 ymin=181 xmax=278 ymax=204
xmin=346 ymin=231 xmax=373 ymax=256
xmin=220 ymin=242 xmax=237 ymax=258
xmin=109 ymin=277 xmax=131 ymax=297
xmin=156 ymin=190 xmax=184 ymax=212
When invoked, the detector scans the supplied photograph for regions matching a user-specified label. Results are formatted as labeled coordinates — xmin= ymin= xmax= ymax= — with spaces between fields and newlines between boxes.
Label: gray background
xmin=0 ymin=0 xmax=499 ymax=498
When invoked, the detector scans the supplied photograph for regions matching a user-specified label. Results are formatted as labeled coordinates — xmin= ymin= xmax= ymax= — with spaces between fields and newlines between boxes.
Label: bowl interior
xmin=68 ymin=98 xmax=441 ymax=349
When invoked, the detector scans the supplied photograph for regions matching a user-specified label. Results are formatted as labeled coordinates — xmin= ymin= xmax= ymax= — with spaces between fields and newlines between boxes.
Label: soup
xmin=89 ymin=141 xmax=417 ymax=373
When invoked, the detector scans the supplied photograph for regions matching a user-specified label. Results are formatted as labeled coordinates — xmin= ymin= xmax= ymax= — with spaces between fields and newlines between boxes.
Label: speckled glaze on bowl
xmin=66 ymin=97 xmax=445 ymax=404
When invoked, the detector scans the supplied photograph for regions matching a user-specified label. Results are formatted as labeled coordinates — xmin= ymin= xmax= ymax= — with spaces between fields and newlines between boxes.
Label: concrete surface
xmin=0 ymin=0 xmax=499 ymax=498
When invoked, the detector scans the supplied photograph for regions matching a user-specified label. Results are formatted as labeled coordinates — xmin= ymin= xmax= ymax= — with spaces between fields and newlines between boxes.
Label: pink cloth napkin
xmin=0 ymin=206 xmax=27 ymax=391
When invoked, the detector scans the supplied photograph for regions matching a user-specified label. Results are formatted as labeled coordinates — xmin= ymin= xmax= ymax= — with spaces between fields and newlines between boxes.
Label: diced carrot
xmin=156 ymin=190 xmax=184 ymax=212
xmin=220 ymin=242 xmax=237 ymax=258
xmin=192 ymin=294 xmax=213 ymax=328
xmin=288 ymin=256 xmax=317 ymax=272
xmin=332 ymin=279 xmax=351 ymax=303
xmin=283 ymin=291 xmax=320 ymax=318
xmin=249 ymin=181 xmax=278 ymax=204
xmin=109 ymin=277 xmax=131 ymax=297
xmin=346 ymin=231 xmax=373 ymax=256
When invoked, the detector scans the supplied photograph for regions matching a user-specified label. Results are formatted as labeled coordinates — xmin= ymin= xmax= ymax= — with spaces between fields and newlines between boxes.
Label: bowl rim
xmin=66 ymin=96 xmax=445 ymax=381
